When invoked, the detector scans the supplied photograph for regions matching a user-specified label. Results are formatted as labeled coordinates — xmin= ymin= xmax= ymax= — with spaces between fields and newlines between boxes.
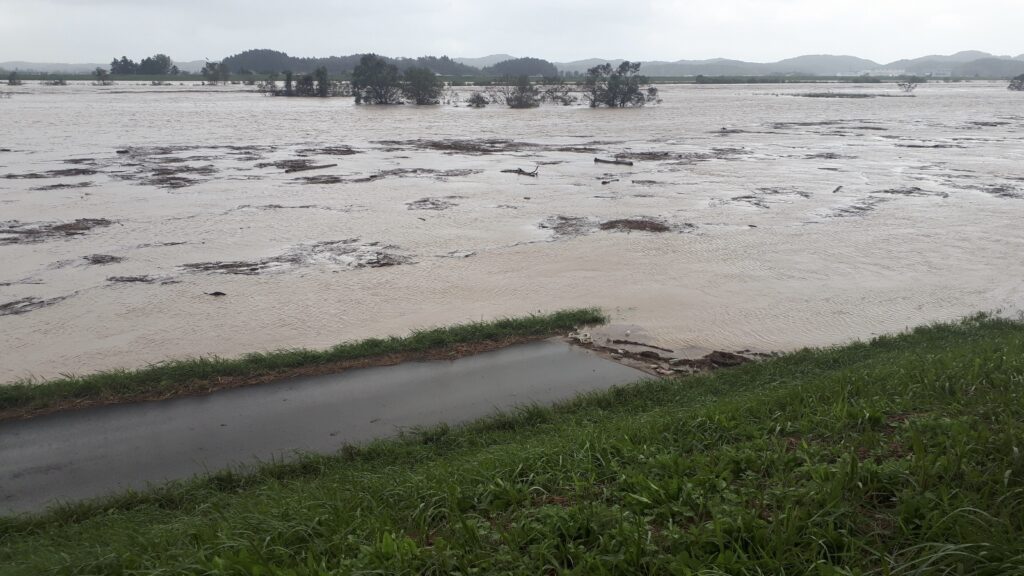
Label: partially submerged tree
xmin=284 ymin=71 xmax=294 ymax=96
xmin=502 ymin=75 xmax=540 ymax=108
xmin=402 ymin=66 xmax=442 ymax=104
xmin=314 ymin=66 xmax=330 ymax=97
xmin=110 ymin=56 xmax=138 ymax=75
xmin=1010 ymin=74 xmax=1024 ymax=91
xmin=541 ymin=78 xmax=577 ymax=106
xmin=138 ymin=54 xmax=173 ymax=75
xmin=466 ymin=91 xmax=489 ymax=108
xmin=7 ymin=71 xmax=21 ymax=86
xmin=352 ymin=54 xmax=402 ymax=104
xmin=295 ymin=73 xmax=316 ymax=96
xmin=583 ymin=61 xmax=658 ymax=107
xmin=92 ymin=67 xmax=113 ymax=85
xmin=201 ymin=62 xmax=230 ymax=84
xmin=896 ymin=76 xmax=924 ymax=93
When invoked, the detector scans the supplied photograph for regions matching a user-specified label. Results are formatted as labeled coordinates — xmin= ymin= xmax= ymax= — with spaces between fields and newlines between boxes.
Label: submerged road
xmin=0 ymin=340 xmax=645 ymax=515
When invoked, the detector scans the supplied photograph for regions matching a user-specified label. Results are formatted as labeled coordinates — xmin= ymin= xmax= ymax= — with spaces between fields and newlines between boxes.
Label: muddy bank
xmin=568 ymin=331 xmax=766 ymax=377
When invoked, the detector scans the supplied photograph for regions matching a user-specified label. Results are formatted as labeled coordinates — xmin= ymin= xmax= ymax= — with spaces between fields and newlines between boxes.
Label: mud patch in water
xmin=30 ymin=181 xmax=95 ymax=191
xmin=3 ymin=168 xmax=98 ymax=179
xmin=539 ymin=216 xmax=598 ymax=239
xmin=876 ymin=187 xmax=949 ymax=198
xmin=826 ymin=196 xmax=894 ymax=218
xmin=718 ymin=187 xmax=812 ymax=209
xmin=407 ymin=196 xmax=463 ymax=210
xmin=804 ymin=152 xmax=856 ymax=160
xmin=107 ymin=275 xmax=179 ymax=285
xmin=0 ymin=219 xmax=114 ymax=245
xmin=0 ymin=296 xmax=69 ymax=317
xmin=296 ymin=146 xmax=359 ymax=157
xmin=664 ymin=147 xmax=752 ymax=167
xmin=297 ymin=168 xmax=481 ymax=185
xmin=599 ymin=218 xmax=671 ymax=233
xmin=83 ymin=254 xmax=123 ymax=265
xmin=375 ymin=139 xmax=598 ymax=156
xmin=182 ymin=240 xmax=414 ymax=275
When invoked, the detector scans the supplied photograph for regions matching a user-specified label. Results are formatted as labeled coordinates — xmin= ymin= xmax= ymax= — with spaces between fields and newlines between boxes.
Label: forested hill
xmin=220 ymin=49 xmax=482 ymax=76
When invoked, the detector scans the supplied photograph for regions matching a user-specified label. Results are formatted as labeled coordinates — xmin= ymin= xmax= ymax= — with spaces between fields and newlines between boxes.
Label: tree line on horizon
xmin=108 ymin=54 xmax=180 ymax=76
xmin=222 ymin=49 xmax=563 ymax=78
xmin=259 ymin=54 xmax=659 ymax=108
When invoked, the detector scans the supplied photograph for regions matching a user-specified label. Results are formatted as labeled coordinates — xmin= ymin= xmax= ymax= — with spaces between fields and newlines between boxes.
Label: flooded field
xmin=1 ymin=81 xmax=1022 ymax=382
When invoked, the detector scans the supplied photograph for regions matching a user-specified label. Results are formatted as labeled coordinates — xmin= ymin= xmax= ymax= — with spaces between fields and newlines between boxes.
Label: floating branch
xmin=501 ymin=167 xmax=539 ymax=177
xmin=594 ymin=157 xmax=633 ymax=166
xmin=284 ymin=163 xmax=338 ymax=174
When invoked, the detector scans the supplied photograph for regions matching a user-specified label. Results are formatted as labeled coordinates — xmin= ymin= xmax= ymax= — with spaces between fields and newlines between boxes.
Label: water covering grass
xmin=2 ymin=313 xmax=1023 ymax=574
xmin=0 ymin=308 xmax=606 ymax=418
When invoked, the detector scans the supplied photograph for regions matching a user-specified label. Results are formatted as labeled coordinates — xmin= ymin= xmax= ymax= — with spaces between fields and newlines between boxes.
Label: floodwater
xmin=0 ymin=340 xmax=645 ymax=513
xmin=1 ymin=81 xmax=1022 ymax=381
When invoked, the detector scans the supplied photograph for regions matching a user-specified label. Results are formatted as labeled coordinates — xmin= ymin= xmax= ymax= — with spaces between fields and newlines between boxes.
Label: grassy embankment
xmin=0 ymin=308 xmax=606 ymax=420
xmin=2 ymin=313 xmax=1023 ymax=573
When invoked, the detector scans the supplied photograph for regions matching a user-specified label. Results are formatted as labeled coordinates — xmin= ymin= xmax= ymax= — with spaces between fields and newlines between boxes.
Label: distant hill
xmin=0 ymin=61 xmax=105 ymax=73
xmin=454 ymin=54 xmax=517 ymax=68
xmin=557 ymin=51 xmax=1024 ymax=78
xmin=558 ymin=55 xmax=879 ymax=76
xmin=772 ymin=55 xmax=880 ymax=75
xmin=1 ymin=58 xmax=206 ymax=75
xmin=482 ymin=57 xmax=558 ymax=78
xmin=952 ymin=58 xmax=1024 ymax=77
xmin=7 ymin=50 xmax=1024 ymax=79
xmin=555 ymin=58 xmax=624 ymax=74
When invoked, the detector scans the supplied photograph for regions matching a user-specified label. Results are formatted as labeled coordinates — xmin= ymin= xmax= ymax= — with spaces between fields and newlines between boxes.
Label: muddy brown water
xmin=1 ymin=81 xmax=1023 ymax=381
xmin=0 ymin=340 xmax=645 ymax=514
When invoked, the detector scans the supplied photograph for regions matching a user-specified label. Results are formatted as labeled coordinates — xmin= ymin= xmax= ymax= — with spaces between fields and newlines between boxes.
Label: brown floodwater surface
xmin=0 ymin=81 xmax=1022 ymax=381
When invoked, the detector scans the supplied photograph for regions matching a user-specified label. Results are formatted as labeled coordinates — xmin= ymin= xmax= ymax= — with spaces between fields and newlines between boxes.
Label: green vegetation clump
xmin=0 ymin=308 xmax=605 ymax=417
xmin=1010 ymin=74 xmax=1024 ymax=91
xmin=583 ymin=61 xmax=659 ymax=107
xmin=401 ymin=66 xmax=443 ymax=105
xmin=200 ymin=61 xmax=230 ymax=85
xmin=466 ymin=91 xmax=489 ymax=108
xmin=352 ymin=54 xmax=403 ymax=104
xmin=2 ymin=314 xmax=1023 ymax=574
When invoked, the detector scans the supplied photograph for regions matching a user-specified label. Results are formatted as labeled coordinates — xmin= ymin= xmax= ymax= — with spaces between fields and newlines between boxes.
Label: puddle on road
xmin=0 ymin=340 xmax=645 ymax=514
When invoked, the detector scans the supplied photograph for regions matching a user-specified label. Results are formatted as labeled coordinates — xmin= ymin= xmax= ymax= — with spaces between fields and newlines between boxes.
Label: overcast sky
xmin=1 ymin=0 xmax=1021 ymax=64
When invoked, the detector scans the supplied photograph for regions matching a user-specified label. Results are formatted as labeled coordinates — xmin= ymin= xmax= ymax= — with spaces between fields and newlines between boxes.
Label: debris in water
xmin=599 ymin=218 xmax=671 ymax=233
xmin=406 ymin=196 xmax=462 ymax=211
xmin=0 ymin=296 xmax=69 ymax=316
xmin=594 ymin=157 xmax=633 ymax=166
xmin=501 ymin=167 xmax=539 ymax=177
xmin=284 ymin=163 xmax=338 ymax=174
xmin=0 ymin=219 xmax=114 ymax=245
xmin=83 ymin=254 xmax=123 ymax=265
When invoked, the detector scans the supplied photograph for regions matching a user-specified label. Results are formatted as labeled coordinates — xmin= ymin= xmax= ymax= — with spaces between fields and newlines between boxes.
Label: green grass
xmin=0 ymin=308 xmax=606 ymax=418
xmin=2 ymin=313 xmax=1024 ymax=574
